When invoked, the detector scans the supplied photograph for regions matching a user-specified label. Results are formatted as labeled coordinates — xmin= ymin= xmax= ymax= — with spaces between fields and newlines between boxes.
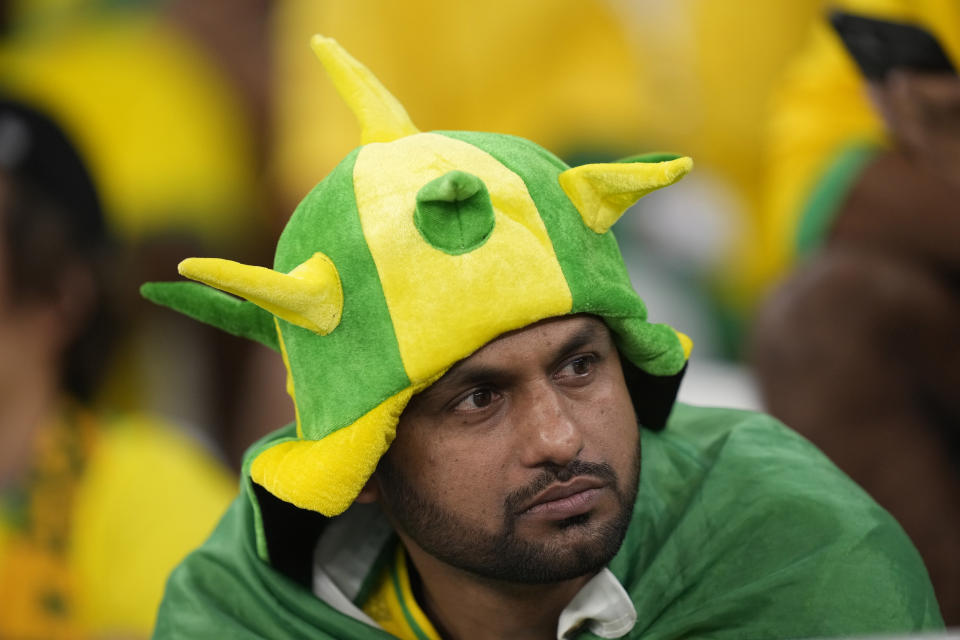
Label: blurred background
xmin=0 ymin=0 xmax=956 ymax=636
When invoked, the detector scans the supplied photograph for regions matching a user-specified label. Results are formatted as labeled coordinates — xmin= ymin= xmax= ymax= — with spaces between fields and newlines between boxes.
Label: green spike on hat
xmin=414 ymin=171 xmax=496 ymax=254
xmin=142 ymin=36 xmax=693 ymax=528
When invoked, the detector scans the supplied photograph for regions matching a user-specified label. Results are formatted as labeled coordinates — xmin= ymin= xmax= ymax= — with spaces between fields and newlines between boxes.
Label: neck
xmin=402 ymin=537 xmax=592 ymax=640
xmin=0 ymin=363 xmax=60 ymax=488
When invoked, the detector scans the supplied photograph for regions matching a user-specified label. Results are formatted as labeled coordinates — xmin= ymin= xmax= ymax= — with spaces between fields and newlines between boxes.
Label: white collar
xmin=557 ymin=568 xmax=637 ymax=639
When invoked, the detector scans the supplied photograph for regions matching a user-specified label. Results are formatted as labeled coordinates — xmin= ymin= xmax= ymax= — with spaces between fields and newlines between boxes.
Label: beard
xmin=376 ymin=450 xmax=640 ymax=585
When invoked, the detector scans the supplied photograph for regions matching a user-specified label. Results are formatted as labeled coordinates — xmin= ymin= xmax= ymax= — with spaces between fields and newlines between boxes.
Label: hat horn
xmin=311 ymin=35 xmax=419 ymax=144
xmin=178 ymin=252 xmax=343 ymax=336
xmin=559 ymin=156 xmax=692 ymax=234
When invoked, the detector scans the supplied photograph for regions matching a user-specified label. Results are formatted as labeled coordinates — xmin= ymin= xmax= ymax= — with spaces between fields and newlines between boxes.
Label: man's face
xmin=0 ymin=185 xmax=60 ymax=399
xmin=374 ymin=315 xmax=640 ymax=584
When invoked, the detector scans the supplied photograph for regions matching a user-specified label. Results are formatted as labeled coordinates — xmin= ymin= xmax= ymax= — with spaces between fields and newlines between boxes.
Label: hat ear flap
xmin=140 ymin=281 xmax=279 ymax=351
xmin=558 ymin=155 xmax=692 ymax=234
xmin=250 ymin=385 xmax=414 ymax=516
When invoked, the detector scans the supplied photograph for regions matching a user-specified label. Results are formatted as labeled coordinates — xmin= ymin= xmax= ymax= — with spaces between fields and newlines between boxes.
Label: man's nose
xmin=516 ymin=384 xmax=584 ymax=467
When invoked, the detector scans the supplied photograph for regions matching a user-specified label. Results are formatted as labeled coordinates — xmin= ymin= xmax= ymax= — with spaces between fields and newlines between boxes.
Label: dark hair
xmin=0 ymin=98 xmax=118 ymax=401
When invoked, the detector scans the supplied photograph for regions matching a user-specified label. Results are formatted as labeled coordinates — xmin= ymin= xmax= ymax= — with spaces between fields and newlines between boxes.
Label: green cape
xmin=154 ymin=404 xmax=942 ymax=638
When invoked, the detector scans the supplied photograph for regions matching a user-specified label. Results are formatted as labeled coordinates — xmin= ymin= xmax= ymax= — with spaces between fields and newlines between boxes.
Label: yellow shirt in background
xmin=0 ymin=405 xmax=236 ymax=639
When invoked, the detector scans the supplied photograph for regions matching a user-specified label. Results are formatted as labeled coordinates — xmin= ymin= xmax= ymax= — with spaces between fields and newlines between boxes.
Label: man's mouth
xmin=518 ymin=477 xmax=607 ymax=520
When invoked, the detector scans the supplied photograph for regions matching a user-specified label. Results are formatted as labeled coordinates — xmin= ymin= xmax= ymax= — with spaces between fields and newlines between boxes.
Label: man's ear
xmin=354 ymin=472 xmax=381 ymax=504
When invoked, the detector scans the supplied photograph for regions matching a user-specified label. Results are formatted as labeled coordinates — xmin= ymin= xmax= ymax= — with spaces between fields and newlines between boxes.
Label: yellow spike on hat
xmin=178 ymin=252 xmax=343 ymax=335
xmin=559 ymin=156 xmax=693 ymax=234
xmin=310 ymin=35 xmax=419 ymax=144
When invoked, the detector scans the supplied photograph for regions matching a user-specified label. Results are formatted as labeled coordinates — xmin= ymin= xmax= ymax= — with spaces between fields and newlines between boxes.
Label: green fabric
xmin=154 ymin=489 xmax=394 ymax=639
xmin=438 ymin=131 xmax=684 ymax=376
xmin=795 ymin=143 xmax=879 ymax=256
xmin=139 ymin=281 xmax=279 ymax=351
xmin=414 ymin=170 xmax=495 ymax=255
xmin=241 ymin=430 xmax=292 ymax=561
xmin=272 ymin=148 xmax=409 ymax=440
xmin=154 ymin=405 xmax=942 ymax=638
xmin=603 ymin=405 xmax=942 ymax=638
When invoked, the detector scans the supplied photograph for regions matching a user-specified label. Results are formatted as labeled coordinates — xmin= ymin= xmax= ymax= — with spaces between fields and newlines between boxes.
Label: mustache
xmin=504 ymin=459 xmax=618 ymax=515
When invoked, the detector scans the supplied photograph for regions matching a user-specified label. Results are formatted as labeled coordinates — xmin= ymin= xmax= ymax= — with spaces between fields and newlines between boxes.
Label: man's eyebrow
xmin=431 ymin=363 xmax=514 ymax=393
xmin=548 ymin=321 xmax=608 ymax=365
xmin=404 ymin=360 xmax=498 ymax=411
xmin=422 ymin=319 xmax=608 ymax=399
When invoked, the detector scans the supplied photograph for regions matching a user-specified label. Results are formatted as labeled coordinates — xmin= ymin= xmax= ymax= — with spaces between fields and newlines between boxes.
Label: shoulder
xmin=641 ymin=403 xmax=856 ymax=500
xmin=613 ymin=404 xmax=943 ymax=637
xmin=638 ymin=404 xmax=889 ymax=538
xmin=154 ymin=424 xmax=390 ymax=638
xmin=73 ymin=412 xmax=237 ymax=536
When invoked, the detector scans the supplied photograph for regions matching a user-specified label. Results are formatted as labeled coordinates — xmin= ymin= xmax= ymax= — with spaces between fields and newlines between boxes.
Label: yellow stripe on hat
xmin=352 ymin=133 xmax=572 ymax=382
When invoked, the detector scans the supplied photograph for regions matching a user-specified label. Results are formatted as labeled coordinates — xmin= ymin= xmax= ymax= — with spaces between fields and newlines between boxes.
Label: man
xmin=146 ymin=38 xmax=943 ymax=638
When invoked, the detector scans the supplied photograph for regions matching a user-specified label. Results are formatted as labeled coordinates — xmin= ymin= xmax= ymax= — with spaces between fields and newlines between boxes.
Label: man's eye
xmin=557 ymin=355 xmax=596 ymax=380
xmin=453 ymin=388 xmax=499 ymax=412
xmin=570 ymin=357 xmax=592 ymax=375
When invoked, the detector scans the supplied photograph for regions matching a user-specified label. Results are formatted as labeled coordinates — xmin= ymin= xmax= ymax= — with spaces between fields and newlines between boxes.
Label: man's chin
xmin=464 ymin=511 xmax=630 ymax=585
xmin=486 ymin=542 xmax=620 ymax=585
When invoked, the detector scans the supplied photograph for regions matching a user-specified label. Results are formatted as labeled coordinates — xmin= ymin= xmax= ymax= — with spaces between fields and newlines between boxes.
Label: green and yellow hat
xmin=142 ymin=36 xmax=693 ymax=518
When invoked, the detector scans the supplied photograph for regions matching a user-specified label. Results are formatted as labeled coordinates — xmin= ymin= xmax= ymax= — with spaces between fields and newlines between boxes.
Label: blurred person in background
xmin=0 ymin=0 xmax=275 ymax=469
xmin=752 ymin=0 xmax=960 ymax=622
xmin=0 ymin=98 xmax=234 ymax=639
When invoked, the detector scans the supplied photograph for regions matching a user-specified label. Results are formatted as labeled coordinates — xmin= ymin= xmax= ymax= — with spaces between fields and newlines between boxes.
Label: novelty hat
xmin=142 ymin=37 xmax=693 ymax=518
